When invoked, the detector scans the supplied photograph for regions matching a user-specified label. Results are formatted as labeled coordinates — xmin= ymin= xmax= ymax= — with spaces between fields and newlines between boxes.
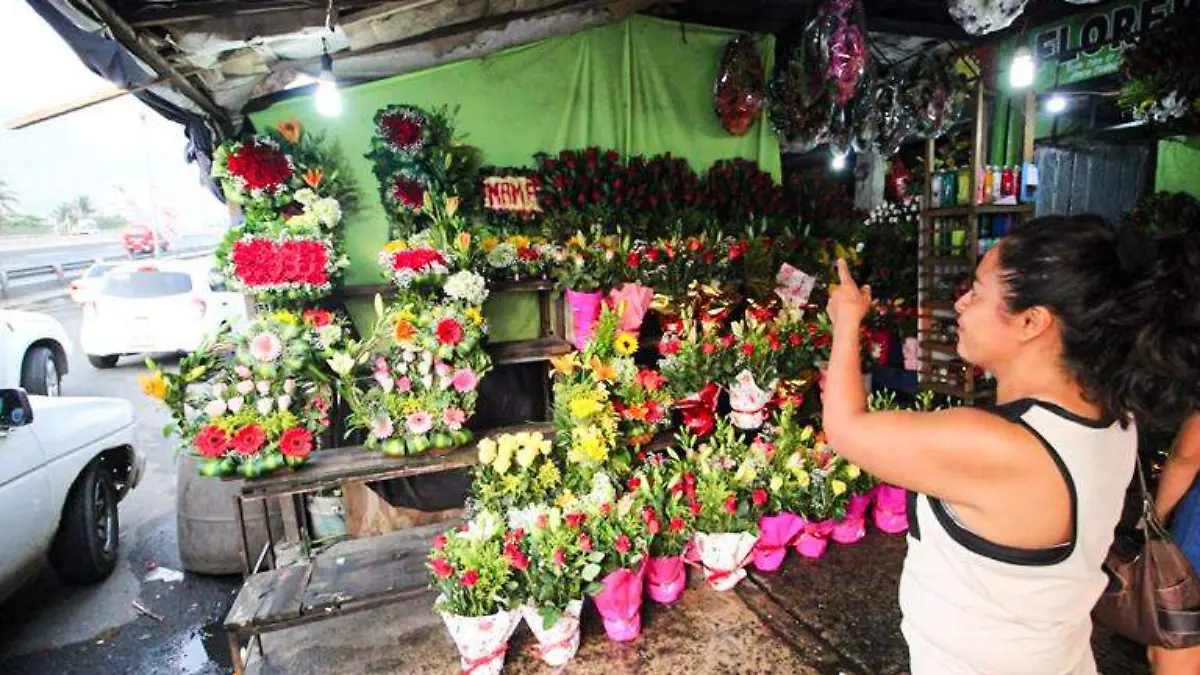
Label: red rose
xmin=768 ymin=333 xmax=782 ymax=352
xmin=721 ymin=334 xmax=736 ymax=349
xmin=669 ymin=517 xmax=686 ymax=533
xmin=431 ymin=558 xmax=454 ymax=579
xmin=435 ymin=318 xmax=464 ymax=346
xmin=645 ymin=248 xmax=661 ymax=263
xmin=659 ymin=339 xmax=681 ymax=356
xmin=688 ymin=500 xmax=702 ymax=517
xmin=724 ymin=495 xmax=738 ymax=514
xmin=600 ymin=502 xmax=612 ymax=516
xmin=627 ymin=477 xmax=642 ymax=491
xmin=506 ymin=528 xmax=526 ymax=544
xmin=789 ymin=333 xmax=803 ymax=347
xmin=565 ymin=512 xmax=586 ymax=529
xmin=742 ymin=342 xmax=756 ymax=356
xmin=432 ymin=534 xmax=447 ymax=550
xmin=626 ymin=251 xmax=641 ymax=268
xmin=460 ymin=569 xmax=480 ymax=587
xmin=392 ymin=176 xmax=426 ymax=211
xmin=752 ymin=489 xmax=769 ymax=507
xmin=729 ymin=240 xmax=749 ymax=260
xmin=194 ymin=425 xmax=229 ymax=459
xmin=279 ymin=428 xmax=314 ymax=459
xmin=702 ymin=342 xmax=717 ymax=356
xmin=381 ymin=113 xmax=424 ymax=150
xmin=645 ymin=401 xmax=664 ymax=423
xmin=231 ymin=424 xmax=267 ymax=456
xmin=553 ymin=548 xmax=566 ymax=566
xmin=303 ymin=309 xmax=333 ymax=328
xmin=615 ymin=535 xmax=632 ymax=554
xmin=578 ymin=534 xmax=593 ymax=552
xmin=226 ymin=140 xmax=293 ymax=192
xmin=504 ymin=543 xmax=529 ymax=571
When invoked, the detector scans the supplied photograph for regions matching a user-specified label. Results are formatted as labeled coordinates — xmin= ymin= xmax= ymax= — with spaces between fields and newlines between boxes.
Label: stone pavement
xmin=244 ymin=531 xmax=1151 ymax=675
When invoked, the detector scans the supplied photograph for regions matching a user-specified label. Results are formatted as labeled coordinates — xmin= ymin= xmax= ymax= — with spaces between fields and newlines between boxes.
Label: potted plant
xmin=751 ymin=407 xmax=813 ymax=572
xmin=427 ymin=511 xmax=521 ymax=675
xmin=686 ymin=423 xmax=762 ymax=591
xmin=792 ymin=436 xmax=849 ymax=559
xmin=632 ymin=451 xmax=697 ymax=604
xmin=552 ymin=229 xmax=621 ymax=349
xmin=580 ymin=487 xmax=654 ymax=641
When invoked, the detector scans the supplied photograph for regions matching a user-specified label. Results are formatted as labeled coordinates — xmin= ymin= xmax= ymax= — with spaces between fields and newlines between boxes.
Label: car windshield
xmin=101 ymin=270 xmax=193 ymax=298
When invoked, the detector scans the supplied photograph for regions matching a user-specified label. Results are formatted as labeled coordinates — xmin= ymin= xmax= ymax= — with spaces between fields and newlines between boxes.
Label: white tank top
xmin=899 ymin=399 xmax=1137 ymax=675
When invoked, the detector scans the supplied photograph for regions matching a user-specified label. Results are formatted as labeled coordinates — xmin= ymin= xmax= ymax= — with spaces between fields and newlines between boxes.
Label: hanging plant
xmin=1119 ymin=12 xmax=1200 ymax=123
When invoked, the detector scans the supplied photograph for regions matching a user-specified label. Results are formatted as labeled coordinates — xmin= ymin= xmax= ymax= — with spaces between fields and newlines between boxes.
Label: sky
xmin=0 ymin=1 xmax=228 ymax=231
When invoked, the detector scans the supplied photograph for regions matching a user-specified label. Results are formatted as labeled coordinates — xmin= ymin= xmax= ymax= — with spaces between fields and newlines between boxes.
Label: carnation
xmin=443 ymin=270 xmax=489 ymax=305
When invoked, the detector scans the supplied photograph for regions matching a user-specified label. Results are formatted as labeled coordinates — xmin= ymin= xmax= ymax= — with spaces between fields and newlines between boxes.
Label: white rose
xmin=228 ymin=396 xmax=245 ymax=413
xmin=277 ymin=395 xmax=292 ymax=410
xmin=236 ymin=380 xmax=255 ymax=395
xmin=256 ymin=398 xmax=273 ymax=415
xmin=256 ymin=381 xmax=271 ymax=395
xmin=204 ymin=399 xmax=228 ymax=418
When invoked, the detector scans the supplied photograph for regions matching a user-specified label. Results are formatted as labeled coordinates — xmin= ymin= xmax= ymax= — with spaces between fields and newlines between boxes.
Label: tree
xmin=51 ymin=202 xmax=77 ymax=234
xmin=0 ymin=180 xmax=17 ymax=218
xmin=73 ymin=195 xmax=95 ymax=220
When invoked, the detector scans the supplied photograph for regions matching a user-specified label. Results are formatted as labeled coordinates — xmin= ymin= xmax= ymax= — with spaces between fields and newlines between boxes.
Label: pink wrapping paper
xmin=593 ymin=559 xmax=647 ymax=642
xmin=832 ymin=492 xmax=872 ymax=545
xmin=694 ymin=532 xmax=758 ymax=591
xmin=438 ymin=605 xmax=520 ymax=675
xmin=873 ymin=484 xmax=909 ymax=534
xmin=521 ymin=599 xmax=583 ymax=667
xmin=753 ymin=513 xmax=806 ymax=572
xmin=646 ymin=555 xmax=686 ymax=604
xmin=607 ymin=283 xmax=654 ymax=333
xmin=794 ymin=519 xmax=836 ymax=559
xmin=566 ymin=289 xmax=604 ymax=351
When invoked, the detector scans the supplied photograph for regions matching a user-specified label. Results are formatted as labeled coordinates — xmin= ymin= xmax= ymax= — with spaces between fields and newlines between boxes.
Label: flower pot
xmin=646 ymin=555 xmax=685 ymax=604
xmin=437 ymin=605 xmax=520 ymax=675
xmin=793 ymin=519 xmax=836 ymax=559
xmin=607 ymin=283 xmax=654 ymax=333
xmin=593 ymin=560 xmax=646 ymax=642
xmin=832 ymin=492 xmax=872 ymax=545
xmin=754 ymin=513 xmax=805 ymax=572
xmin=873 ymin=484 xmax=909 ymax=534
xmin=566 ymin=289 xmax=605 ymax=350
xmin=521 ymin=599 xmax=583 ymax=667
xmin=693 ymin=532 xmax=758 ymax=591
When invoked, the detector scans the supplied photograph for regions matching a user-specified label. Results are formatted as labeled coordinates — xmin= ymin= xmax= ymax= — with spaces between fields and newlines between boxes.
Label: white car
xmin=0 ymin=387 xmax=144 ymax=601
xmin=81 ymin=259 xmax=248 ymax=368
xmin=0 ymin=309 xmax=72 ymax=396
xmin=68 ymin=261 xmax=118 ymax=304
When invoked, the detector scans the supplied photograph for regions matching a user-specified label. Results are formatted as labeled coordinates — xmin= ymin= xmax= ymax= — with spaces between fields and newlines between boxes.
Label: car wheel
xmin=88 ymin=354 xmax=119 ymax=369
xmin=21 ymin=346 xmax=61 ymax=396
xmin=49 ymin=463 xmax=120 ymax=585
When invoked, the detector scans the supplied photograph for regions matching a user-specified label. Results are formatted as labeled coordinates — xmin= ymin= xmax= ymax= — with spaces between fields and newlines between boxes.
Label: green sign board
xmin=1027 ymin=0 xmax=1197 ymax=88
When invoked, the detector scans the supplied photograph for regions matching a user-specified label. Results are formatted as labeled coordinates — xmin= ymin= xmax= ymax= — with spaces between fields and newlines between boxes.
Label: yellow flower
xmin=795 ymin=469 xmax=811 ymax=488
xmin=588 ymin=357 xmax=616 ymax=382
xmin=831 ymin=479 xmax=847 ymax=496
xmin=516 ymin=443 xmax=540 ymax=469
xmin=800 ymin=426 xmax=814 ymax=442
xmin=139 ymin=372 xmax=168 ymax=400
xmin=537 ymin=462 xmax=561 ymax=488
xmin=550 ymin=353 xmax=580 ymax=377
xmin=614 ymin=332 xmax=638 ymax=356
xmin=538 ymin=439 xmax=553 ymax=455
xmin=769 ymin=475 xmax=784 ymax=492
xmin=497 ymin=434 xmax=519 ymax=457
xmin=494 ymin=451 xmax=513 ymax=476
xmin=734 ymin=460 xmax=758 ymax=485
xmin=271 ymin=310 xmax=299 ymax=325
xmin=383 ymin=240 xmax=409 ymax=253
xmin=482 ymin=237 xmax=500 ymax=253
xmin=464 ymin=306 xmax=485 ymax=327
xmin=478 ymin=438 xmax=497 ymax=465
xmin=844 ymin=464 xmax=861 ymax=481
xmin=573 ymin=426 xmax=608 ymax=463
xmin=396 ymin=308 xmax=417 ymax=322
xmin=568 ymin=396 xmax=603 ymax=420
xmin=567 ymin=232 xmax=587 ymax=249
xmin=557 ymin=490 xmax=577 ymax=508
xmin=508 ymin=234 xmax=531 ymax=249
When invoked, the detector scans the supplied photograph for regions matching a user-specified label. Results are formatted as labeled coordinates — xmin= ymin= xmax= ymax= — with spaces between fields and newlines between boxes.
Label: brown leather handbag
xmin=1093 ymin=460 xmax=1200 ymax=648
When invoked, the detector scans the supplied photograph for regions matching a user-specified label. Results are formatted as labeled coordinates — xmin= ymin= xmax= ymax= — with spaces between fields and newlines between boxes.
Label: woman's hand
xmin=827 ymin=259 xmax=872 ymax=330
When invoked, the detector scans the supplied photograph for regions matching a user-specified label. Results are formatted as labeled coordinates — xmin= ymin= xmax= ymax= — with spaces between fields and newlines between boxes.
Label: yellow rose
xmin=831 ymin=479 xmax=847 ymax=496
xmin=139 ymin=372 xmax=168 ymax=400
xmin=508 ymin=234 xmax=531 ymax=249
xmin=481 ymin=237 xmax=500 ymax=253
xmin=478 ymin=438 xmax=497 ymax=465
xmin=845 ymin=464 xmax=861 ymax=481
xmin=516 ymin=444 xmax=539 ymax=469
xmin=493 ymin=452 xmax=512 ymax=476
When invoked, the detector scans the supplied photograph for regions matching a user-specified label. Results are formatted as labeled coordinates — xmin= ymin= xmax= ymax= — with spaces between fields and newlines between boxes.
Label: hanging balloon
xmin=947 ymin=0 xmax=1030 ymax=36
xmin=714 ymin=34 xmax=766 ymax=136
xmin=768 ymin=44 xmax=831 ymax=148
xmin=807 ymin=0 xmax=870 ymax=105
xmin=872 ymin=73 xmax=913 ymax=156
xmin=849 ymin=92 xmax=878 ymax=153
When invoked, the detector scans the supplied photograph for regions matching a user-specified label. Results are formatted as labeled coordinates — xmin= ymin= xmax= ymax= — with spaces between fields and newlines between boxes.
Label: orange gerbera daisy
xmin=303 ymin=167 xmax=324 ymax=189
xmin=393 ymin=319 xmax=416 ymax=342
xmin=277 ymin=117 xmax=302 ymax=143
xmin=588 ymin=356 xmax=616 ymax=382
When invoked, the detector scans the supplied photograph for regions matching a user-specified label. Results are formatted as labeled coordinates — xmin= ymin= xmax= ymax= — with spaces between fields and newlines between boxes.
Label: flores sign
xmin=1031 ymin=0 xmax=1197 ymax=86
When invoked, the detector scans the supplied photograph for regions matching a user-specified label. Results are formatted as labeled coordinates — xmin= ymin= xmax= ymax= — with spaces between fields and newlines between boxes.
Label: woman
xmin=1149 ymin=413 xmax=1200 ymax=674
xmin=823 ymin=215 xmax=1199 ymax=674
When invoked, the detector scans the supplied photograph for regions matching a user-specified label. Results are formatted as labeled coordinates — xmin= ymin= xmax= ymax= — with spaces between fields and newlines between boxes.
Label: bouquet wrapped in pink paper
xmin=754 ymin=512 xmax=806 ymax=572
xmin=630 ymin=452 xmax=697 ymax=604
xmin=582 ymin=486 xmax=654 ymax=641
xmin=566 ymin=288 xmax=605 ymax=350
xmin=685 ymin=422 xmax=762 ymax=590
xmin=593 ymin=560 xmax=647 ymax=641
xmin=647 ymin=555 xmax=686 ymax=604
xmin=832 ymin=491 xmax=872 ymax=544
xmin=794 ymin=518 xmax=837 ymax=558
xmin=873 ymin=484 xmax=909 ymax=534
xmin=607 ymin=282 xmax=654 ymax=333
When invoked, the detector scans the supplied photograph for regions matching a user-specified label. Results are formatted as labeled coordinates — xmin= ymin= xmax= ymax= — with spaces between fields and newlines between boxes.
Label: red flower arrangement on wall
xmin=225 ymin=139 xmax=294 ymax=194
xmin=230 ymin=237 xmax=331 ymax=289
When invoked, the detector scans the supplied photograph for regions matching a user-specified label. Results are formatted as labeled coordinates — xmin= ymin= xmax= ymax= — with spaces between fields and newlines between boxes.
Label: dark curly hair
xmin=997 ymin=215 xmax=1200 ymax=432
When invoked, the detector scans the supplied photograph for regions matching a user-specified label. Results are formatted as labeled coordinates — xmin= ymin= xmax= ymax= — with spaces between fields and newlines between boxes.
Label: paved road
xmin=0 ymin=232 xmax=221 ymax=271
xmin=0 ymin=294 xmax=239 ymax=675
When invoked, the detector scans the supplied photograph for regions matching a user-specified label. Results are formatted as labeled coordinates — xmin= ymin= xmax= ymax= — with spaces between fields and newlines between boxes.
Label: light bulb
xmin=1046 ymin=93 xmax=1068 ymax=114
xmin=831 ymin=151 xmax=848 ymax=171
xmin=314 ymin=53 xmax=342 ymax=117
xmin=1010 ymin=47 xmax=1035 ymax=89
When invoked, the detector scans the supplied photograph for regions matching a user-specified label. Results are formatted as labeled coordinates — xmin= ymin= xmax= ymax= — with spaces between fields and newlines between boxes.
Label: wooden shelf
xmin=487 ymin=337 xmax=573 ymax=365
xmin=922 ymin=203 xmax=1033 ymax=218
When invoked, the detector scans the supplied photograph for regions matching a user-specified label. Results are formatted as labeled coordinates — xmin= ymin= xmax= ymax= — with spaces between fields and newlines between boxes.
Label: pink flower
xmin=234 ymin=366 xmax=251 ymax=379
xmin=249 ymin=332 xmax=282 ymax=362
xmin=374 ymin=357 xmax=389 ymax=373
xmin=460 ymin=569 xmax=480 ymax=587
xmin=395 ymin=376 xmax=412 ymax=393
xmin=443 ymin=408 xmax=467 ymax=431
xmin=552 ymin=548 xmax=566 ymax=566
xmin=406 ymin=411 xmax=433 ymax=435
xmin=431 ymin=558 xmax=453 ymax=579
xmin=451 ymin=369 xmax=478 ymax=393
xmin=615 ymin=535 xmax=631 ymax=554
xmin=435 ymin=362 xmax=452 ymax=377
xmin=371 ymin=416 xmax=394 ymax=440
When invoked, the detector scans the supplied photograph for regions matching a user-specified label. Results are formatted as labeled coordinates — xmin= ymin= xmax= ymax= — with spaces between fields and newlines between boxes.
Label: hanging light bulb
xmin=314 ymin=46 xmax=342 ymax=117
xmin=1010 ymin=47 xmax=1035 ymax=89
xmin=830 ymin=149 xmax=849 ymax=171
xmin=1045 ymin=93 xmax=1068 ymax=114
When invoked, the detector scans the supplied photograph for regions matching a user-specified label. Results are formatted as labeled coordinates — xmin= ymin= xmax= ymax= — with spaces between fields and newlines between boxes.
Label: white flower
xmin=212 ymin=383 xmax=228 ymax=398
xmin=256 ymin=381 xmax=271 ymax=396
xmin=256 ymin=398 xmax=274 ymax=415
xmin=421 ymin=374 xmax=434 ymax=390
xmin=228 ymin=396 xmax=245 ymax=413
xmin=317 ymin=325 xmax=342 ymax=348
xmin=402 ymin=350 xmax=417 ymax=363
xmin=445 ymin=270 xmax=489 ymax=305
xmin=293 ymin=188 xmax=318 ymax=206
xmin=236 ymin=380 xmax=255 ymax=395
xmin=465 ymin=511 xmax=503 ymax=542
xmin=586 ymin=472 xmax=616 ymax=506
xmin=312 ymin=198 xmax=342 ymax=228
xmin=418 ymin=359 xmax=432 ymax=375
xmin=277 ymin=395 xmax=292 ymax=410
xmin=328 ymin=353 xmax=355 ymax=376
xmin=283 ymin=379 xmax=296 ymax=394
xmin=506 ymin=504 xmax=545 ymax=532
xmin=487 ymin=243 xmax=518 ymax=269
xmin=204 ymin=399 xmax=228 ymax=418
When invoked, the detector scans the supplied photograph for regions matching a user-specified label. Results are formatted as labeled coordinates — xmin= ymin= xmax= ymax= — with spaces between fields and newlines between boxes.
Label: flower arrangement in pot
xmin=550 ymin=228 xmax=623 ymax=349
xmin=612 ymin=366 xmax=673 ymax=450
xmin=685 ymin=422 xmax=763 ymax=591
xmin=480 ymin=231 xmax=557 ymax=284
xmin=338 ymin=297 xmax=491 ymax=455
xmin=144 ymin=309 xmax=345 ymax=478
xmin=791 ymin=433 xmax=851 ymax=559
xmin=750 ymin=409 xmax=814 ymax=572
xmin=576 ymin=479 xmax=654 ymax=642
xmin=428 ymin=511 xmax=521 ymax=675
xmin=632 ymin=451 xmax=697 ymax=604
xmin=514 ymin=504 xmax=605 ymax=666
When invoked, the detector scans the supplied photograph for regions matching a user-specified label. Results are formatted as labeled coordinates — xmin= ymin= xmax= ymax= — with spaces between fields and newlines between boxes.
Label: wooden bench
xmin=224 ymin=526 xmax=444 ymax=675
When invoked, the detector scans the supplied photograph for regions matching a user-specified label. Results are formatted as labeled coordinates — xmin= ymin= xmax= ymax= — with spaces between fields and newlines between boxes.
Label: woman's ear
xmin=1019 ymin=306 xmax=1056 ymax=343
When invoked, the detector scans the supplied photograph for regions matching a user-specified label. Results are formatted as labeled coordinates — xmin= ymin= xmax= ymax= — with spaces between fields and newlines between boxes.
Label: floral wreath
xmin=376 ymin=105 xmax=432 ymax=155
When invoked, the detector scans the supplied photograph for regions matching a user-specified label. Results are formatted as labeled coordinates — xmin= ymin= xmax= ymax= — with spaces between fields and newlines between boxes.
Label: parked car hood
xmin=30 ymin=395 xmax=135 ymax=452
xmin=0 ymin=309 xmax=62 ymax=331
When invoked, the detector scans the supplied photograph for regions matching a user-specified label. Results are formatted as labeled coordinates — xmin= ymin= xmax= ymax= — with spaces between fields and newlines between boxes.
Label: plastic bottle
xmin=1000 ymin=166 xmax=1015 ymax=200
xmin=991 ymin=166 xmax=1002 ymax=203
xmin=981 ymin=166 xmax=994 ymax=205
xmin=957 ymin=169 xmax=970 ymax=206
xmin=944 ymin=170 xmax=957 ymax=207
xmin=932 ymin=171 xmax=943 ymax=207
